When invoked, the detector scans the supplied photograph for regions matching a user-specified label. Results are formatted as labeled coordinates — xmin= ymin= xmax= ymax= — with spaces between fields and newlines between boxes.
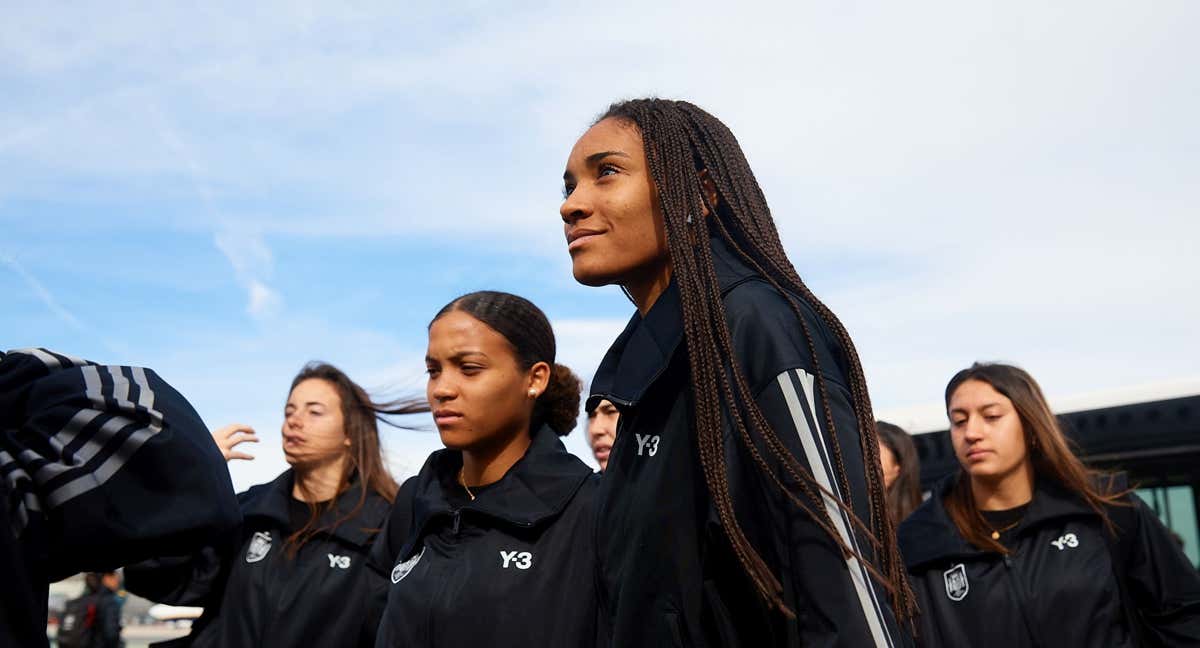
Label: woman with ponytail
xmin=371 ymin=290 xmax=599 ymax=647
xmin=559 ymin=99 xmax=914 ymax=647
xmin=898 ymin=363 xmax=1200 ymax=646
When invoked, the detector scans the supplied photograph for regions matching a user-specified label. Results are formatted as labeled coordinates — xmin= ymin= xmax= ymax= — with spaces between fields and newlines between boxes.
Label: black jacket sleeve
xmin=721 ymin=283 xmax=906 ymax=647
xmin=1122 ymin=494 xmax=1200 ymax=645
xmin=362 ymin=475 xmax=419 ymax=645
xmin=123 ymin=545 xmax=228 ymax=606
xmin=0 ymin=348 xmax=241 ymax=578
xmin=124 ymin=487 xmax=261 ymax=605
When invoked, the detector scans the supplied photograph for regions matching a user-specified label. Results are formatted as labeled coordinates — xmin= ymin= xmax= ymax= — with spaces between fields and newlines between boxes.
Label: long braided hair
xmin=596 ymin=98 xmax=917 ymax=623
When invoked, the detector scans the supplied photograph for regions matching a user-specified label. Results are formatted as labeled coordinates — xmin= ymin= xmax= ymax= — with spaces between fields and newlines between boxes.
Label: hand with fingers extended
xmin=212 ymin=423 xmax=259 ymax=462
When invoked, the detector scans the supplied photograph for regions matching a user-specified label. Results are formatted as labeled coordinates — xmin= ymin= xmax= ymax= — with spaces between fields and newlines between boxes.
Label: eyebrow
xmin=587 ymin=150 xmax=629 ymax=164
xmin=949 ymin=402 xmax=1004 ymax=415
xmin=285 ymin=401 xmax=326 ymax=409
xmin=426 ymin=351 xmax=488 ymax=363
xmin=562 ymin=150 xmax=632 ymax=181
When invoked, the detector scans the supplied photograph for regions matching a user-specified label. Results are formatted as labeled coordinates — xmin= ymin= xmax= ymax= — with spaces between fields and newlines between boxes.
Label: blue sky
xmin=3 ymin=2 xmax=1197 ymax=490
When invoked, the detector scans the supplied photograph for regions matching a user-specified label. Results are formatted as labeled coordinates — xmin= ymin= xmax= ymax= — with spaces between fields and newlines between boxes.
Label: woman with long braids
xmin=899 ymin=363 xmax=1200 ymax=646
xmin=125 ymin=363 xmax=424 ymax=647
xmin=560 ymin=99 xmax=915 ymax=647
xmin=370 ymin=291 xmax=599 ymax=647
xmin=877 ymin=421 xmax=922 ymax=525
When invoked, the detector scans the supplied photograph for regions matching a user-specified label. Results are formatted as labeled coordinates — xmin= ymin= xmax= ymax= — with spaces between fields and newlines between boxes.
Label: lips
xmin=566 ymin=228 xmax=604 ymax=252
xmin=593 ymin=445 xmax=611 ymax=462
xmin=433 ymin=409 xmax=464 ymax=427
xmin=965 ymin=448 xmax=992 ymax=462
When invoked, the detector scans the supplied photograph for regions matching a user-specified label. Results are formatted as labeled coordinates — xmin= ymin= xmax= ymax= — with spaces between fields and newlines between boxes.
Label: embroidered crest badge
xmin=391 ymin=546 xmax=425 ymax=584
xmin=943 ymin=563 xmax=969 ymax=601
xmin=245 ymin=531 xmax=272 ymax=563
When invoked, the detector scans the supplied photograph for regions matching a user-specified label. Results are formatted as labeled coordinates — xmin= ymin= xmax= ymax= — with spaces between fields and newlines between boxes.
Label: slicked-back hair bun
xmin=540 ymin=363 xmax=582 ymax=435
xmin=432 ymin=291 xmax=581 ymax=436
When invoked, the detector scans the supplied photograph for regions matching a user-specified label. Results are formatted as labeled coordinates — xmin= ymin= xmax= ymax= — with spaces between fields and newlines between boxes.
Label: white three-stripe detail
xmin=776 ymin=369 xmax=893 ymax=648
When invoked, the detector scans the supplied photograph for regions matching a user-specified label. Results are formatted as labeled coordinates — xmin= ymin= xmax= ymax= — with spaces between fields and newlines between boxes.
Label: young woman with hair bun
xmin=370 ymin=290 xmax=599 ymax=647
xmin=899 ymin=362 xmax=1200 ymax=646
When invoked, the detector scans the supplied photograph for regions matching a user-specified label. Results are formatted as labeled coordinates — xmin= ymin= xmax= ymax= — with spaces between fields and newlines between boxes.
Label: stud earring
xmin=528 ymin=389 xmax=538 ymax=399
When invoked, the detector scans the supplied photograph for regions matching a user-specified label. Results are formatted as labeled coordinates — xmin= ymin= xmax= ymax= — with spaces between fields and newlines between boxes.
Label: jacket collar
xmin=587 ymin=236 xmax=760 ymax=411
xmin=899 ymin=477 xmax=983 ymax=569
xmin=410 ymin=424 xmax=593 ymax=531
xmin=900 ymin=473 xmax=1121 ymax=569
xmin=242 ymin=469 xmax=389 ymax=548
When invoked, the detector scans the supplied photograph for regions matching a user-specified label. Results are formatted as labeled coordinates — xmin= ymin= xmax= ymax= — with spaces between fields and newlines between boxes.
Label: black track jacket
xmin=899 ymin=476 xmax=1200 ymax=647
xmin=0 ymin=348 xmax=239 ymax=648
xmin=588 ymin=237 xmax=910 ymax=648
xmin=125 ymin=470 xmax=391 ymax=647
xmin=369 ymin=424 xmax=599 ymax=647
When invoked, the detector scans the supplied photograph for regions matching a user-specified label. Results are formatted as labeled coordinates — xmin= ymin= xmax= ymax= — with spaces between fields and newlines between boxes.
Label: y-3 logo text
xmin=1051 ymin=533 xmax=1079 ymax=551
xmin=500 ymin=550 xmax=532 ymax=569
xmin=635 ymin=434 xmax=660 ymax=457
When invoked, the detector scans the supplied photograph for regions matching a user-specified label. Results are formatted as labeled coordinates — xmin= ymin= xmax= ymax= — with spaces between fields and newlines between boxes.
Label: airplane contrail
xmin=1 ymin=253 xmax=87 ymax=331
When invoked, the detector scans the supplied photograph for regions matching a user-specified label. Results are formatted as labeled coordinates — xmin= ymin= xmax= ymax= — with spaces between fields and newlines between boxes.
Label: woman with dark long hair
xmin=560 ymin=99 xmax=914 ymax=647
xmin=898 ymin=362 xmax=1200 ymax=646
xmin=877 ymin=421 xmax=922 ymax=524
xmin=126 ymin=362 xmax=424 ymax=647
xmin=370 ymin=291 xmax=599 ymax=647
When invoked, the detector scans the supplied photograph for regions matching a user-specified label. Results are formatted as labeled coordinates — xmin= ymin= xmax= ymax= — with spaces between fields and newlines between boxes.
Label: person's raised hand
xmin=211 ymin=423 xmax=259 ymax=462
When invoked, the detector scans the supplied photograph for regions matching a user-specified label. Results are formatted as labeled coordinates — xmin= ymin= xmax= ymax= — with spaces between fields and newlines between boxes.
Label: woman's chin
xmin=438 ymin=428 xmax=475 ymax=451
xmin=570 ymin=258 xmax=619 ymax=288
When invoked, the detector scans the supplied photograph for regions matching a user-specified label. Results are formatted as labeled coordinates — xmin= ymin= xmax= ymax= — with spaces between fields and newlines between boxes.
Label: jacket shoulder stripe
xmin=11 ymin=347 xmax=64 ymax=369
xmin=7 ymin=348 xmax=90 ymax=370
xmin=776 ymin=369 xmax=893 ymax=648
xmin=44 ymin=365 xmax=164 ymax=508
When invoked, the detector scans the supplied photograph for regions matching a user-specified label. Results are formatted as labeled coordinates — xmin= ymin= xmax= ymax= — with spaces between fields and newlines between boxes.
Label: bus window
xmin=1135 ymin=485 xmax=1199 ymax=568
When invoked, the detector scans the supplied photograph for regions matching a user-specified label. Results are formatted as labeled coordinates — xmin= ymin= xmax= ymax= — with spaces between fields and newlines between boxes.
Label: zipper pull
xmin=452 ymin=510 xmax=461 ymax=535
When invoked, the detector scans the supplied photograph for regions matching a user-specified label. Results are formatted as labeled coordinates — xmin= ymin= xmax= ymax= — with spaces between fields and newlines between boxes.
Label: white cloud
xmin=213 ymin=226 xmax=284 ymax=320
xmin=2 ymin=1 xmax=1197 ymax=462
xmin=246 ymin=280 xmax=283 ymax=319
